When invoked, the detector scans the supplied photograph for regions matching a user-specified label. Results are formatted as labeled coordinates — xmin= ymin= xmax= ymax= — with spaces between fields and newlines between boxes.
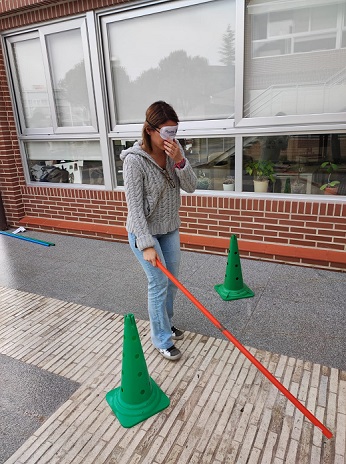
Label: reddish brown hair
xmin=142 ymin=101 xmax=179 ymax=151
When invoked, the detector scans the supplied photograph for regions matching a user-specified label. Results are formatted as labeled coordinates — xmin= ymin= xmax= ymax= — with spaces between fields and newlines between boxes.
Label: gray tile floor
xmin=0 ymin=229 xmax=345 ymax=371
xmin=0 ymin=353 xmax=80 ymax=464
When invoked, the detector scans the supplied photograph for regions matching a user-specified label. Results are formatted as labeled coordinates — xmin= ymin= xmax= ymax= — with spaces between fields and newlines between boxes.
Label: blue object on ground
xmin=0 ymin=231 xmax=55 ymax=246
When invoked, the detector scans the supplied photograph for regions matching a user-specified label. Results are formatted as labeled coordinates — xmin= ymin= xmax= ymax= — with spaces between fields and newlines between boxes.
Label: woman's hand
xmin=164 ymin=139 xmax=183 ymax=164
xmin=143 ymin=247 xmax=158 ymax=266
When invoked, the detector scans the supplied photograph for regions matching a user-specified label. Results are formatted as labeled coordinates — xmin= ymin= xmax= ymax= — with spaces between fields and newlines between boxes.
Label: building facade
xmin=0 ymin=0 xmax=345 ymax=271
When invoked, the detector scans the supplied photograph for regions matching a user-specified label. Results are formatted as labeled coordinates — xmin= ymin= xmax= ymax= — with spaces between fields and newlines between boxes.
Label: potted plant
xmin=290 ymin=158 xmax=306 ymax=194
xmin=222 ymin=176 xmax=235 ymax=191
xmin=245 ymin=160 xmax=275 ymax=193
xmin=320 ymin=161 xmax=340 ymax=195
xmin=196 ymin=170 xmax=211 ymax=190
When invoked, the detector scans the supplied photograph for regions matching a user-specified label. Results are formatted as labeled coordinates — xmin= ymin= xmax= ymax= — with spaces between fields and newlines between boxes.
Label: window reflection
xmin=46 ymin=29 xmax=92 ymax=127
xmin=115 ymin=135 xmax=346 ymax=195
xmin=26 ymin=141 xmax=103 ymax=185
xmin=114 ymin=138 xmax=237 ymax=191
xmin=184 ymin=138 xmax=236 ymax=190
xmin=245 ymin=0 xmax=346 ymax=116
xmin=106 ymin=0 xmax=235 ymax=124
xmin=13 ymin=38 xmax=52 ymax=128
xmin=243 ymin=134 xmax=346 ymax=195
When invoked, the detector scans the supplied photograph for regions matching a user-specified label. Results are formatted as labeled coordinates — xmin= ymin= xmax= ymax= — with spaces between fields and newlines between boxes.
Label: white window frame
xmin=5 ymin=18 xmax=98 ymax=136
xmin=100 ymin=0 xmax=237 ymax=138
xmin=239 ymin=0 xmax=346 ymax=128
xmin=1 ymin=0 xmax=345 ymax=198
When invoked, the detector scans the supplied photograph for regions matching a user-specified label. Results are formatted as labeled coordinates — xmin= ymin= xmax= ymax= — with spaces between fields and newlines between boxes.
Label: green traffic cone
xmin=214 ymin=235 xmax=255 ymax=301
xmin=106 ymin=313 xmax=170 ymax=428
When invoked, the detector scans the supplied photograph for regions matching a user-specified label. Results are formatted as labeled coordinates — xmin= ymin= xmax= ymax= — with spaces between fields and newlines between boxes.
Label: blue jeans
xmin=128 ymin=229 xmax=181 ymax=350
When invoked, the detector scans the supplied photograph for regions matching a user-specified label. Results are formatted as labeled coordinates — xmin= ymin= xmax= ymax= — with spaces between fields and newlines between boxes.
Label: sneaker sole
xmin=157 ymin=348 xmax=182 ymax=361
xmin=171 ymin=333 xmax=184 ymax=340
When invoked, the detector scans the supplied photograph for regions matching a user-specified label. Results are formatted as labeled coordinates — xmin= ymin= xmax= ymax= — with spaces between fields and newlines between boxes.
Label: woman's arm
xmin=123 ymin=156 xmax=155 ymax=251
xmin=164 ymin=139 xmax=197 ymax=193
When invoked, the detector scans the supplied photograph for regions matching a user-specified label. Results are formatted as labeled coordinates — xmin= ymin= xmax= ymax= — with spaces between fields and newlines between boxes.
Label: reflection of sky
xmin=14 ymin=39 xmax=47 ymax=90
xmin=108 ymin=0 xmax=235 ymax=81
xmin=14 ymin=30 xmax=83 ymax=90
xmin=46 ymin=29 xmax=84 ymax=85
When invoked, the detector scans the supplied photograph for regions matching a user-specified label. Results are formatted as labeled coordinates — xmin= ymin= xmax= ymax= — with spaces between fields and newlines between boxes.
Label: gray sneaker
xmin=158 ymin=345 xmax=182 ymax=361
xmin=171 ymin=326 xmax=184 ymax=340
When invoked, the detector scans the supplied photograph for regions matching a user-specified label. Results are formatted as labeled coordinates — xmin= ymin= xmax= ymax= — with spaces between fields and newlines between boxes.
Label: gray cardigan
xmin=120 ymin=141 xmax=197 ymax=250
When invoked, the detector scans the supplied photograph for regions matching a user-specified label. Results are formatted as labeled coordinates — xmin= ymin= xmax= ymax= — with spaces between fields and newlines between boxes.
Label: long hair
xmin=142 ymin=101 xmax=179 ymax=152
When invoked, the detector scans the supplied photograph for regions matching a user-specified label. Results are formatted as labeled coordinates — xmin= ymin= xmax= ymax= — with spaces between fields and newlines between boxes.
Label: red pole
xmin=156 ymin=259 xmax=332 ymax=439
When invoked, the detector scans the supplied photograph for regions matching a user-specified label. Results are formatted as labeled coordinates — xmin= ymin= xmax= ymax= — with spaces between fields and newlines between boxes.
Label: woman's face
xmin=148 ymin=120 xmax=178 ymax=152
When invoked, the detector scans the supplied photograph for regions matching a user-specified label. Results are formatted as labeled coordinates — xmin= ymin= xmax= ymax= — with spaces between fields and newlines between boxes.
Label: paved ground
xmin=0 ymin=230 xmax=345 ymax=463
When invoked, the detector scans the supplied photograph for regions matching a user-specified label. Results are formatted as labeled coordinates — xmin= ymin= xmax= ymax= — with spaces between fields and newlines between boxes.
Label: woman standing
xmin=120 ymin=101 xmax=197 ymax=360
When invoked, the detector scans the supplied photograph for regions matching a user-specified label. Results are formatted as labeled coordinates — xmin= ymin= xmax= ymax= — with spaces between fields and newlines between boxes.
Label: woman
xmin=120 ymin=101 xmax=197 ymax=360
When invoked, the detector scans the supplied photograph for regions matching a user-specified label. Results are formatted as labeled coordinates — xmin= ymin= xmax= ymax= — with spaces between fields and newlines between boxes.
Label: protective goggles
xmin=146 ymin=120 xmax=178 ymax=140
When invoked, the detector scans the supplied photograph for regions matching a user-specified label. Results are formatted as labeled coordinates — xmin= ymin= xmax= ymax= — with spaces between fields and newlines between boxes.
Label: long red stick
xmin=156 ymin=259 xmax=332 ymax=439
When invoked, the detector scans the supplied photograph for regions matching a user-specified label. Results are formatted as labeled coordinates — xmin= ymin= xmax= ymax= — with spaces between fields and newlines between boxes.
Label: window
xmin=114 ymin=137 xmax=236 ymax=191
xmin=243 ymin=133 xmax=346 ymax=195
xmin=5 ymin=18 xmax=103 ymax=185
xmin=244 ymin=0 xmax=346 ymax=117
xmin=102 ymin=0 xmax=236 ymax=128
xmin=26 ymin=141 xmax=103 ymax=184
xmin=45 ymin=28 xmax=94 ymax=128
xmin=3 ymin=0 xmax=346 ymax=197
xmin=11 ymin=34 xmax=52 ymax=130
xmin=7 ymin=19 xmax=97 ymax=135
xmin=250 ymin=4 xmax=339 ymax=58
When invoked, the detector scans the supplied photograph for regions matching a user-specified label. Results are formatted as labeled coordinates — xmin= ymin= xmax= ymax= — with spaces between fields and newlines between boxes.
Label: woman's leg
xmin=157 ymin=229 xmax=181 ymax=325
xmin=128 ymin=232 xmax=173 ymax=350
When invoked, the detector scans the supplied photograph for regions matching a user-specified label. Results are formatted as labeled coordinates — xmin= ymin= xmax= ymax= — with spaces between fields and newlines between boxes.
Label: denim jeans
xmin=128 ymin=229 xmax=181 ymax=350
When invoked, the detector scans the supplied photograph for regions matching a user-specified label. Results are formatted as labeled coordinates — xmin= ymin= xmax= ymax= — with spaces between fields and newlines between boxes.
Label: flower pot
xmin=223 ymin=183 xmax=235 ymax=191
xmin=253 ymin=179 xmax=268 ymax=193
xmin=291 ymin=181 xmax=306 ymax=194
xmin=324 ymin=186 xmax=339 ymax=195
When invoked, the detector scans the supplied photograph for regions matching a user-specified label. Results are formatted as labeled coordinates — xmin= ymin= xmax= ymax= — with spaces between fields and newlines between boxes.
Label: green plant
xmin=319 ymin=162 xmax=340 ymax=191
xmin=245 ymin=160 xmax=275 ymax=182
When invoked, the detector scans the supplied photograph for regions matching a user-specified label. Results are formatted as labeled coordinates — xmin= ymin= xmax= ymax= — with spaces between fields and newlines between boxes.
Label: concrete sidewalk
xmin=0 ymin=230 xmax=345 ymax=463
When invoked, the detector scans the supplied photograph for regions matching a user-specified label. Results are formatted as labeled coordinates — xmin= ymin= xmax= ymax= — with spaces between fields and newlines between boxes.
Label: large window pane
xmin=243 ymin=133 xmax=346 ymax=195
xmin=46 ymin=29 xmax=92 ymax=127
xmin=311 ymin=5 xmax=337 ymax=31
xmin=187 ymin=138 xmax=236 ymax=190
xmin=113 ymin=137 xmax=236 ymax=191
xmin=245 ymin=0 xmax=346 ymax=117
xmin=12 ymin=38 xmax=52 ymax=128
xmin=106 ymin=0 xmax=235 ymax=124
xmin=26 ymin=141 xmax=103 ymax=185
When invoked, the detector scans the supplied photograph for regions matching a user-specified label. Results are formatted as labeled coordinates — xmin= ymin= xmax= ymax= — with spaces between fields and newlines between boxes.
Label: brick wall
xmin=0 ymin=0 xmax=123 ymax=29
xmin=0 ymin=0 xmax=345 ymax=272
xmin=16 ymin=185 xmax=346 ymax=271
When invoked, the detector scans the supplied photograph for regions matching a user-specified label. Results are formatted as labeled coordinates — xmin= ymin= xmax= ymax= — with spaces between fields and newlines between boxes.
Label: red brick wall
xmin=21 ymin=186 xmax=127 ymax=227
xmin=0 ymin=0 xmax=124 ymax=30
xmin=0 ymin=0 xmax=345 ymax=271
xmin=19 ymin=185 xmax=346 ymax=257
xmin=17 ymin=185 xmax=346 ymax=271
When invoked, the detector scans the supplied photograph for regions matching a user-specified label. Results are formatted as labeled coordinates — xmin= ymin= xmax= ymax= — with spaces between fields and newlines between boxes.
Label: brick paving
xmin=0 ymin=286 xmax=345 ymax=464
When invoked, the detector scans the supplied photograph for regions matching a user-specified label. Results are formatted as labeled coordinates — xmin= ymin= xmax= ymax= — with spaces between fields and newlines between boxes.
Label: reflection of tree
xmin=57 ymin=61 xmax=92 ymax=126
xmin=59 ymin=61 xmax=88 ymax=108
xmin=136 ymin=50 xmax=209 ymax=115
xmin=219 ymin=25 xmax=235 ymax=66
xmin=113 ymin=48 xmax=234 ymax=121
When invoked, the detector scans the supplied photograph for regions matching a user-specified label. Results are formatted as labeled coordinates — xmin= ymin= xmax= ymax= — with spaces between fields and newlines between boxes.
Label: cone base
xmin=214 ymin=282 xmax=255 ymax=301
xmin=106 ymin=377 xmax=170 ymax=428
